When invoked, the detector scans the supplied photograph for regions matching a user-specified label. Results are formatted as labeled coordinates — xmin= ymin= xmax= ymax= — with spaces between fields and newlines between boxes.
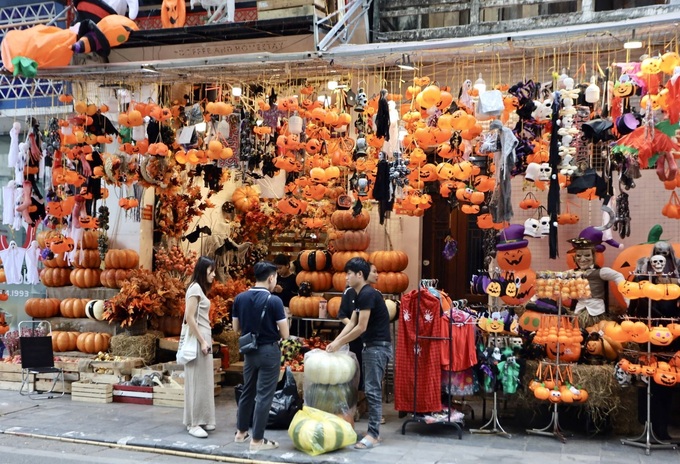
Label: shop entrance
xmin=421 ymin=196 xmax=487 ymax=302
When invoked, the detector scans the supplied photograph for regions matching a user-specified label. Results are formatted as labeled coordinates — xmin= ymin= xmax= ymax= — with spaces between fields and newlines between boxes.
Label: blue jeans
xmin=236 ymin=342 xmax=280 ymax=441
xmin=362 ymin=345 xmax=392 ymax=440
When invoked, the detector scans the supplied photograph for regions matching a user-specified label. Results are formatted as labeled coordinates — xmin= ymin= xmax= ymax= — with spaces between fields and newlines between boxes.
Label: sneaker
xmin=202 ymin=425 xmax=216 ymax=431
xmin=188 ymin=426 xmax=208 ymax=438
xmin=250 ymin=438 xmax=278 ymax=452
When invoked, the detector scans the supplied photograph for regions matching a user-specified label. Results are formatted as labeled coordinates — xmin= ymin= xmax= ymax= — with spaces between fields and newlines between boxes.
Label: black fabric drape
xmin=548 ymin=93 xmax=561 ymax=259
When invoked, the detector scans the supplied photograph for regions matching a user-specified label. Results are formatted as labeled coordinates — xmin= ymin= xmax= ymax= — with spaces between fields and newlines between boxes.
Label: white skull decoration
xmin=525 ymin=162 xmax=541 ymax=182
xmin=650 ymin=254 xmax=667 ymax=273
xmin=538 ymin=163 xmax=552 ymax=181
xmin=539 ymin=216 xmax=551 ymax=235
xmin=354 ymin=88 xmax=368 ymax=112
xmin=523 ymin=218 xmax=541 ymax=238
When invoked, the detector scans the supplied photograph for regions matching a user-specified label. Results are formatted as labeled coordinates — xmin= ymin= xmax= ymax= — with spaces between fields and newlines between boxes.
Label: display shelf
xmin=621 ymin=272 xmax=678 ymax=455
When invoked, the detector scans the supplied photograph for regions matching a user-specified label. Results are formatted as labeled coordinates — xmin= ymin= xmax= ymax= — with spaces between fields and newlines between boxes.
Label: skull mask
xmin=539 ymin=216 xmax=551 ymax=235
xmin=523 ymin=218 xmax=541 ymax=238
xmin=650 ymin=254 xmax=667 ymax=274
xmin=538 ymin=163 xmax=552 ymax=181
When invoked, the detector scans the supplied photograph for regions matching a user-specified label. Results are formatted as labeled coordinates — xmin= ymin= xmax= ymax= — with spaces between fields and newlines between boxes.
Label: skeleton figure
xmin=650 ymin=255 xmax=667 ymax=274
xmin=636 ymin=241 xmax=680 ymax=277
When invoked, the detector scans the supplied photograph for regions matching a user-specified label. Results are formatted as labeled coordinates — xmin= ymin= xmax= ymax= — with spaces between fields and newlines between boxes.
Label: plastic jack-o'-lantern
xmin=500 ymin=269 xmax=536 ymax=306
xmin=654 ymin=368 xmax=678 ymax=387
xmin=649 ymin=325 xmax=675 ymax=346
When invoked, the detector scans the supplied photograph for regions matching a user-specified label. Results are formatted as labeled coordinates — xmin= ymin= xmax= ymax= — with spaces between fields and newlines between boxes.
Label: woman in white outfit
xmin=183 ymin=256 xmax=217 ymax=438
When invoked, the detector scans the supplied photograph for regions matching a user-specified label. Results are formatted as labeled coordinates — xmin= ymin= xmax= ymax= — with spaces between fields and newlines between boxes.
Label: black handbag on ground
xmin=238 ymin=295 xmax=271 ymax=354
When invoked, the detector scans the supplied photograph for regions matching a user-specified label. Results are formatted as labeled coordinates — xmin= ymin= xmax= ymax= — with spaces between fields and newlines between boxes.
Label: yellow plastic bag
xmin=288 ymin=406 xmax=357 ymax=455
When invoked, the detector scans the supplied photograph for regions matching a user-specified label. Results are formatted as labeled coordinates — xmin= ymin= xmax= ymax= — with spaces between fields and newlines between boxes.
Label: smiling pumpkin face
xmin=654 ymin=369 xmax=678 ymax=387
xmin=496 ymin=248 xmax=532 ymax=271
xmin=649 ymin=326 xmax=675 ymax=346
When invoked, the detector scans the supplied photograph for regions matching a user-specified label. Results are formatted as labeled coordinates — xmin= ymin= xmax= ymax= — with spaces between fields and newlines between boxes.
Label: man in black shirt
xmin=272 ymin=254 xmax=301 ymax=334
xmin=328 ymin=258 xmax=391 ymax=449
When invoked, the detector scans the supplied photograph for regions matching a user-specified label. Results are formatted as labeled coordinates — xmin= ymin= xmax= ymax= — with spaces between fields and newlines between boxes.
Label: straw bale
xmin=110 ymin=333 xmax=159 ymax=365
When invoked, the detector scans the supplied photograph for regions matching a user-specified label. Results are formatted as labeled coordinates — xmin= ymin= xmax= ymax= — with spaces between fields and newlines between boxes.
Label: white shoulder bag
xmin=176 ymin=316 xmax=198 ymax=365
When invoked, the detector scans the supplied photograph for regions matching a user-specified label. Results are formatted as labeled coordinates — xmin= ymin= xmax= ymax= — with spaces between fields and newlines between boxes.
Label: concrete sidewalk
xmin=0 ymin=388 xmax=678 ymax=464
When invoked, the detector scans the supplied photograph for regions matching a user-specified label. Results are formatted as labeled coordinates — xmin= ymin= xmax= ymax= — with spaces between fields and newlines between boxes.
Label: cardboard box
xmin=113 ymin=384 xmax=153 ymax=405
xmin=72 ymin=380 xmax=113 ymax=403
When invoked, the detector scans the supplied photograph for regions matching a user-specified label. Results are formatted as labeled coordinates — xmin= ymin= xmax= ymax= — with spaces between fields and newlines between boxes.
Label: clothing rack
xmin=400 ymin=279 xmax=466 ymax=438
xmin=470 ymin=297 xmax=511 ymax=438
xmin=621 ymin=271 xmax=678 ymax=455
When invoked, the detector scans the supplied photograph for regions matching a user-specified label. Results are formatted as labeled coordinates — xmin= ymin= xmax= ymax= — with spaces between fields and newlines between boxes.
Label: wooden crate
xmin=72 ymin=380 xmax=113 ymax=403
xmin=79 ymin=373 xmax=129 ymax=384
xmin=257 ymin=0 xmax=327 ymax=20
xmin=113 ymin=384 xmax=154 ymax=405
xmin=153 ymin=385 xmax=221 ymax=408
xmin=88 ymin=358 xmax=145 ymax=376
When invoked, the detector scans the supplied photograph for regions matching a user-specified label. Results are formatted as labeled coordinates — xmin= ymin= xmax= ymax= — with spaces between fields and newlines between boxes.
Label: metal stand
xmin=621 ymin=271 xmax=677 ymax=455
xmin=469 ymin=391 xmax=511 ymax=438
xmin=527 ymin=402 xmax=566 ymax=443
xmin=620 ymin=378 xmax=676 ymax=455
xmin=470 ymin=331 xmax=511 ymax=438
xmin=526 ymin=293 xmax=567 ymax=442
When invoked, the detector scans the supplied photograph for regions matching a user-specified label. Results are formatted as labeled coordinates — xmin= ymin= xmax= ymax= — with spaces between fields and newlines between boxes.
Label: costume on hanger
xmin=489 ymin=120 xmax=518 ymax=223
xmin=395 ymin=288 xmax=442 ymax=413
xmin=439 ymin=309 xmax=478 ymax=396
xmin=2 ymin=181 xmax=16 ymax=226
xmin=24 ymin=240 xmax=40 ymax=285
xmin=372 ymin=157 xmax=392 ymax=224
xmin=0 ymin=241 xmax=26 ymax=284
xmin=8 ymin=122 xmax=20 ymax=168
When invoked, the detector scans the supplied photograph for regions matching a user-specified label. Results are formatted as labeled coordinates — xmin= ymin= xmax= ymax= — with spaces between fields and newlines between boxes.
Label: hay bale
xmin=521 ymin=360 xmax=639 ymax=435
xmin=110 ymin=333 xmax=159 ymax=365
xmin=214 ymin=330 xmax=240 ymax=364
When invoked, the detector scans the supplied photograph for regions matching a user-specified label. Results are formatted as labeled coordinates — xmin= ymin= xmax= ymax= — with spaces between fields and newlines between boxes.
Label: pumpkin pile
xmin=369 ymin=250 xmax=409 ymax=294
xmin=295 ymin=249 xmax=333 ymax=293
xmin=39 ymin=235 xmax=71 ymax=287
xmin=289 ymin=282 xmax=323 ymax=318
xmin=329 ymin=210 xmax=371 ymax=291
xmin=67 ymin=231 xmax=102 ymax=288
xmin=101 ymin=249 xmax=139 ymax=289
xmin=528 ymin=362 xmax=589 ymax=404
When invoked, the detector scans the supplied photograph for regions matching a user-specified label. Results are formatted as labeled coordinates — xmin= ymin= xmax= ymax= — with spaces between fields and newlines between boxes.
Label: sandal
xmin=234 ymin=432 xmax=250 ymax=443
xmin=250 ymin=438 xmax=279 ymax=452
xmin=354 ymin=436 xmax=380 ymax=450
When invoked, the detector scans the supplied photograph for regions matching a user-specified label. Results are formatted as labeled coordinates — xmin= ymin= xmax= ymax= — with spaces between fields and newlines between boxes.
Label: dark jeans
xmin=236 ymin=342 xmax=281 ymax=441
xmin=363 ymin=345 xmax=391 ymax=439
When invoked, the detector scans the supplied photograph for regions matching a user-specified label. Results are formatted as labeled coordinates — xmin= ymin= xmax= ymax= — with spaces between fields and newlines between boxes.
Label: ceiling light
xmin=396 ymin=54 xmax=418 ymax=71
xmin=624 ymin=30 xmax=643 ymax=49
